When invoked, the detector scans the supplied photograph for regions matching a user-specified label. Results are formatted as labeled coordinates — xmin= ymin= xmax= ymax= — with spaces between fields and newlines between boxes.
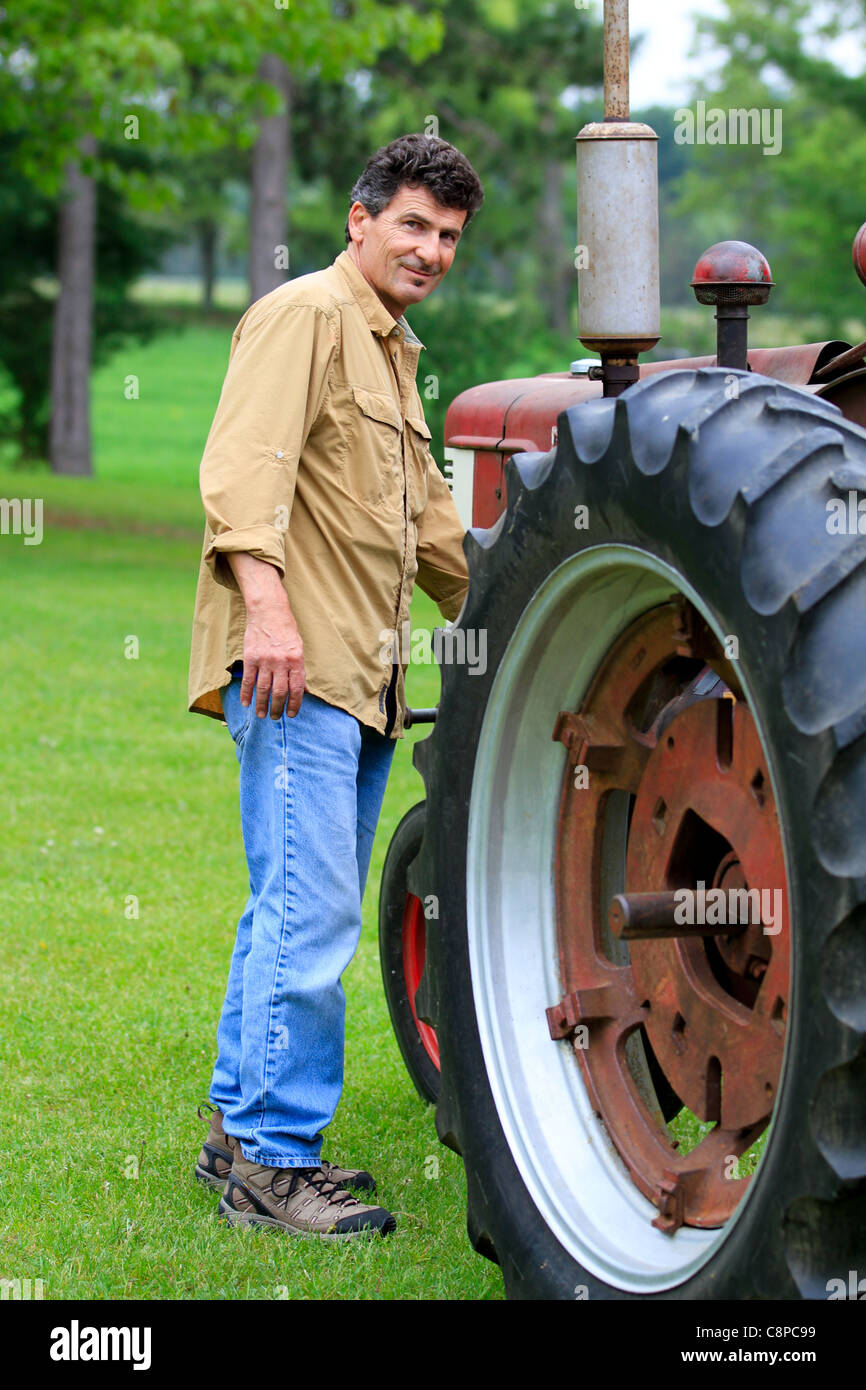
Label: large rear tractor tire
xmin=409 ymin=367 xmax=866 ymax=1299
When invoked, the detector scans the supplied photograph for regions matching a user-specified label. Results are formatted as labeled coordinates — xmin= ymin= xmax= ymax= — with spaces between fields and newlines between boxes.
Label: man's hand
xmin=227 ymin=553 xmax=306 ymax=719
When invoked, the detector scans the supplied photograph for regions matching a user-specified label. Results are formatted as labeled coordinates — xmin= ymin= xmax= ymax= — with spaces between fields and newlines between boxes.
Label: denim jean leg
xmin=209 ymin=892 xmax=253 ymax=1114
xmin=355 ymin=723 xmax=397 ymax=900
xmin=219 ymin=689 xmax=366 ymax=1168
xmin=209 ymin=677 xmax=252 ymax=1115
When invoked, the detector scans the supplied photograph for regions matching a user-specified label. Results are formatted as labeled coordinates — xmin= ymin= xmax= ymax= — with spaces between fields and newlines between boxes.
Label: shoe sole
xmin=216 ymin=1197 xmax=396 ymax=1240
xmin=194 ymin=1164 xmax=228 ymax=1192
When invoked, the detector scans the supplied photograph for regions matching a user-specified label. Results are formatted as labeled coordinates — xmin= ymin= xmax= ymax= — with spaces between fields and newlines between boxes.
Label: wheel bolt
xmin=609 ymin=891 xmax=747 ymax=940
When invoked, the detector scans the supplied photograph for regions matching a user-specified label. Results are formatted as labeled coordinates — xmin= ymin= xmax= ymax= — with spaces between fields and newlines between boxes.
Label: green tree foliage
xmin=696 ymin=0 xmax=865 ymax=122
xmin=0 ymin=136 xmax=173 ymax=462
xmin=0 ymin=1 xmax=444 ymax=199
xmin=0 ymin=0 xmax=445 ymax=466
xmin=670 ymin=0 xmax=866 ymax=326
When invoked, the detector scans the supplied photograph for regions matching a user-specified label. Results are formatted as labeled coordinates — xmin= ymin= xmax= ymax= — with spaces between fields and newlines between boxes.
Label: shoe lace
xmin=269 ymin=1166 xmax=360 ymax=1212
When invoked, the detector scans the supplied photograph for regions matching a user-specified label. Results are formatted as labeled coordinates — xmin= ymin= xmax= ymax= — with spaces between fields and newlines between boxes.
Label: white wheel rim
xmin=466 ymin=544 xmax=791 ymax=1293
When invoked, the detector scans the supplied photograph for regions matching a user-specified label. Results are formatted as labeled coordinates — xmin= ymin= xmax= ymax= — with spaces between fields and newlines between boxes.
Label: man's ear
xmin=347 ymin=200 xmax=369 ymax=245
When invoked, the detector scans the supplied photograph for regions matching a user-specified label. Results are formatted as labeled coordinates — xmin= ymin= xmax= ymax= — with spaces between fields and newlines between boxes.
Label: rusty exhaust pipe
xmin=603 ymin=0 xmax=630 ymax=121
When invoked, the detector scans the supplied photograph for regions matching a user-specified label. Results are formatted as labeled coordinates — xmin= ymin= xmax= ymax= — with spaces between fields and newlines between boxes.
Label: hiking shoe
xmin=194 ymin=1103 xmax=241 ymax=1191
xmin=218 ymin=1153 xmax=396 ymax=1239
xmin=194 ymin=1103 xmax=377 ymax=1195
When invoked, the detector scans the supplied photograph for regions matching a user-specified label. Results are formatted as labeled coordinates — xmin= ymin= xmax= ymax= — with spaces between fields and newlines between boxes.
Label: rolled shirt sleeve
xmin=200 ymin=301 xmax=337 ymax=592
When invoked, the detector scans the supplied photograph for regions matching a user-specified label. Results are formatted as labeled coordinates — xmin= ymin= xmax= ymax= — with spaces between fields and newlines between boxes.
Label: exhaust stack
xmin=577 ymin=0 xmax=660 ymax=396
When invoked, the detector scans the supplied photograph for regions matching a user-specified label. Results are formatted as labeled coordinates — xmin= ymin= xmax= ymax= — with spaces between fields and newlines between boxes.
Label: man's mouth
xmin=401 ymin=264 xmax=437 ymax=278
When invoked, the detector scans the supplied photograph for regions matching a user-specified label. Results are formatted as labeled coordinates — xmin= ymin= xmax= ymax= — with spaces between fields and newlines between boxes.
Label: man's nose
xmin=412 ymin=231 xmax=442 ymax=268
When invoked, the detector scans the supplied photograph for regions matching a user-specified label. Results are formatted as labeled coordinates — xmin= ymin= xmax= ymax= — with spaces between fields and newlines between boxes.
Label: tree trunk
xmin=537 ymin=156 xmax=572 ymax=338
xmin=249 ymin=55 xmax=292 ymax=306
xmin=50 ymin=134 xmax=96 ymax=477
xmin=198 ymin=218 xmax=218 ymax=312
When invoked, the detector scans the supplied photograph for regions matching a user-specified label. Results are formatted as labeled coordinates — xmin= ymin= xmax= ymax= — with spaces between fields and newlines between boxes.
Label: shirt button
xmin=391 ymin=327 xmax=401 ymax=338
xmin=276 ymin=450 xmax=284 ymax=458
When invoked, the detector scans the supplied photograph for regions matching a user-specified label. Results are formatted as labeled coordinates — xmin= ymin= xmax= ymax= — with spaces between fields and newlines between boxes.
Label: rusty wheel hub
xmin=548 ymin=600 xmax=789 ymax=1232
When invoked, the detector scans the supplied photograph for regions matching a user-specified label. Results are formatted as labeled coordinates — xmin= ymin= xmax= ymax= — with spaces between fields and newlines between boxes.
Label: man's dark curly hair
xmin=344 ymin=133 xmax=484 ymax=243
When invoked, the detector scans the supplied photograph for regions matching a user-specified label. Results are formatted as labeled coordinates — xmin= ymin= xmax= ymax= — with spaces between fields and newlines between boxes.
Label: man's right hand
xmin=227 ymin=553 xmax=306 ymax=719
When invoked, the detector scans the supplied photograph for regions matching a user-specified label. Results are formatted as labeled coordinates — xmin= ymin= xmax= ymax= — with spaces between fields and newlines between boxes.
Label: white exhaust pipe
xmin=576 ymin=0 xmax=660 ymax=393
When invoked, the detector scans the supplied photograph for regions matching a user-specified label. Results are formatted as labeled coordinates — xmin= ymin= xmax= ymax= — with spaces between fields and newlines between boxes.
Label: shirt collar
xmin=333 ymin=249 xmax=425 ymax=349
xmin=399 ymin=316 xmax=423 ymax=347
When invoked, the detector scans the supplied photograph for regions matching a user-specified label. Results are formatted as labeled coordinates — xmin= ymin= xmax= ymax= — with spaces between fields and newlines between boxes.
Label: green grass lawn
xmin=0 ymin=520 xmax=502 ymax=1300
xmin=0 ymin=318 xmax=503 ymax=1300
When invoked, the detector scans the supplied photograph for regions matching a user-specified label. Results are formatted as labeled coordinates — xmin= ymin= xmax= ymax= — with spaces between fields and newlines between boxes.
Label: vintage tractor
xmin=379 ymin=0 xmax=866 ymax=1299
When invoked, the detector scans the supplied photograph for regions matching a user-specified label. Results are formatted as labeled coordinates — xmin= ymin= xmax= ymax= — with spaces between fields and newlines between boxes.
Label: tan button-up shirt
xmin=187 ymin=249 xmax=469 ymax=738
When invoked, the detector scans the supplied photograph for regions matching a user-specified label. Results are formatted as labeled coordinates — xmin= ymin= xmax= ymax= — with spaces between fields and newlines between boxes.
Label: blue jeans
xmin=209 ymin=677 xmax=396 ymax=1167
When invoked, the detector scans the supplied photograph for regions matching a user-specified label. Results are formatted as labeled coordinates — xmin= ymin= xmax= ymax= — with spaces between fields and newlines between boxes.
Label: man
xmin=187 ymin=134 xmax=484 ymax=1238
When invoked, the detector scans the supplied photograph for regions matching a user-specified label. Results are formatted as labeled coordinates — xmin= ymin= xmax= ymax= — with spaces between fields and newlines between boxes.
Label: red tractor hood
xmin=444 ymin=343 xmax=861 ymax=459
xmin=442 ymin=342 xmax=866 ymax=529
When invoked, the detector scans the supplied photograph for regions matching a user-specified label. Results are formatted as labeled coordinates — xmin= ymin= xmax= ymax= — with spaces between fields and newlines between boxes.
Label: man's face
xmin=346 ymin=184 xmax=467 ymax=319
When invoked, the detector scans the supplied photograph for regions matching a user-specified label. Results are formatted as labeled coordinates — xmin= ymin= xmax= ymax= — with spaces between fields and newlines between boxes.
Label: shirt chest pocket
xmin=405 ymin=415 xmax=431 ymax=520
xmin=350 ymin=386 xmax=404 ymax=511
